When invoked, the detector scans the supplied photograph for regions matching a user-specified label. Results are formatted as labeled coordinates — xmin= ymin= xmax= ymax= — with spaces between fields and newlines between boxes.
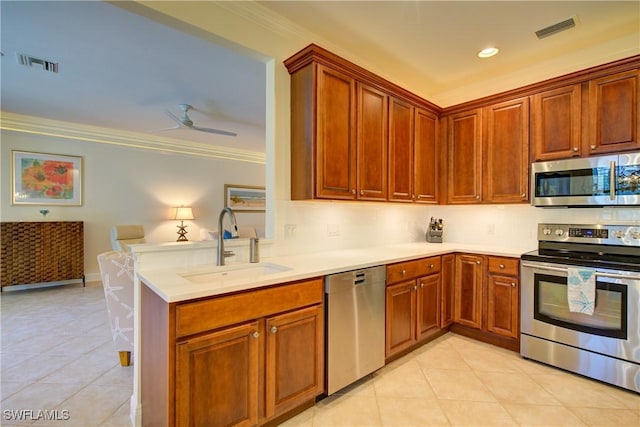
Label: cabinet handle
xmin=499 ymin=264 xmax=505 ymax=269
xmin=252 ymin=331 xmax=260 ymax=339
xmin=270 ymin=326 xmax=278 ymax=334
xmin=573 ymin=147 xmax=579 ymax=152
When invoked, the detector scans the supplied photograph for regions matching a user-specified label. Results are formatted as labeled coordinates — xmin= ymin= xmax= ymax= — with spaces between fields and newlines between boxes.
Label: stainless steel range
xmin=521 ymin=223 xmax=640 ymax=393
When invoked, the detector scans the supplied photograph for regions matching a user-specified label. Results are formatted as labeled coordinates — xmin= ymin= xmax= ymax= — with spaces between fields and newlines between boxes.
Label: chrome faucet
xmin=217 ymin=207 xmax=238 ymax=266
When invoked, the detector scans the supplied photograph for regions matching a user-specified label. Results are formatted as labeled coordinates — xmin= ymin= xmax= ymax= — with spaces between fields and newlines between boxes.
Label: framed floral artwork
xmin=11 ymin=150 xmax=83 ymax=205
xmin=224 ymin=184 xmax=265 ymax=212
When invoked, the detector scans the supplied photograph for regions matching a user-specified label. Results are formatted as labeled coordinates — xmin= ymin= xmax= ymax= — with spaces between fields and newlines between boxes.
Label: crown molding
xmin=0 ymin=112 xmax=265 ymax=164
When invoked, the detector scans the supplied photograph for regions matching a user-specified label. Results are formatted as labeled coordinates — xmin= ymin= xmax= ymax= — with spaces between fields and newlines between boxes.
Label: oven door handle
xmin=522 ymin=262 xmax=640 ymax=280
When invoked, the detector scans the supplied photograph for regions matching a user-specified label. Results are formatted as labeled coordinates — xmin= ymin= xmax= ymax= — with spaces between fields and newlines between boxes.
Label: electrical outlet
xmin=284 ymin=224 xmax=297 ymax=239
xmin=488 ymin=223 xmax=496 ymax=235
xmin=327 ymin=224 xmax=340 ymax=237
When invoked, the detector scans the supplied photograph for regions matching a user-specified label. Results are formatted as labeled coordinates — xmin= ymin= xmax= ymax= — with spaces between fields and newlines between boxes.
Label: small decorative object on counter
xmin=39 ymin=209 xmax=50 ymax=217
xmin=426 ymin=217 xmax=443 ymax=243
xmin=250 ymin=237 xmax=260 ymax=263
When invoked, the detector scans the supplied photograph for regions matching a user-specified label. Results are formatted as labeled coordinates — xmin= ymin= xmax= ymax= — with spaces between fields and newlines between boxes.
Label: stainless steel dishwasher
xmin=325 ymin=265 xmax=386 ymax=394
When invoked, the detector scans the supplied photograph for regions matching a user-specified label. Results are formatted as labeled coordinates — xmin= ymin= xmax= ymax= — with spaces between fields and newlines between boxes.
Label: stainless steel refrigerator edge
xmin=325 ymin=266 xmax=386 ymax=395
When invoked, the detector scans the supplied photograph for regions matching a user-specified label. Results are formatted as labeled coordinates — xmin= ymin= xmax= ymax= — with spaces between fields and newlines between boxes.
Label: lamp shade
xmin=174 ymin=206 xmax=194 ymax=221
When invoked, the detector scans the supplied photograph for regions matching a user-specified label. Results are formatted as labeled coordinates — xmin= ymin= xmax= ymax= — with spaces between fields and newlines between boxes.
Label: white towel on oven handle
xmin=567 ymin=267 xmax=596 ymax=315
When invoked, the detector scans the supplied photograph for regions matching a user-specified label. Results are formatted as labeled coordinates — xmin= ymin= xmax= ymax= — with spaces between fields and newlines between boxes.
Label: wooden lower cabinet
xmin=142 ymin=278 xmax=325 ymax=427
xmin=176 ymin=322 xmax=260 ymax=427
xmin=385 ymin=256 xmax=444 ymax=359
xmin=452 ymin=254 xmax=520 ymax=351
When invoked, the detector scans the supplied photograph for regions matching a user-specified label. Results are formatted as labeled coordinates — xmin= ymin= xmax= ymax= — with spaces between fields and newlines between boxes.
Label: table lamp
xmin=174 ymin=206 xmax=194 ymax=242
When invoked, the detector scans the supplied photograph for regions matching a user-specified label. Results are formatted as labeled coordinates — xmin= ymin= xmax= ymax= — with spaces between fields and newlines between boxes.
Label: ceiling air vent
xmin=16 ymin=53 xmax=59 ymax=73
xmin=535 ymin=17 xmax=577 ymax=39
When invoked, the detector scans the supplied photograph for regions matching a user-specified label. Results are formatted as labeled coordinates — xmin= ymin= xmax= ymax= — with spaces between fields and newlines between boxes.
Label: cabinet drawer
xmin=387 ymin=256 xmax=440 ymax=284
xmin=488 ymin=257 xmax=519 ymax=276
xmin=176 ymin=278 xmax=324 ymax=338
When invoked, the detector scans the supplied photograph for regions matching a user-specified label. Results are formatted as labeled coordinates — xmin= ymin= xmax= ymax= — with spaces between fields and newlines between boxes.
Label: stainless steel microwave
xmin=531 ymin=152 xmax=640 ymax=207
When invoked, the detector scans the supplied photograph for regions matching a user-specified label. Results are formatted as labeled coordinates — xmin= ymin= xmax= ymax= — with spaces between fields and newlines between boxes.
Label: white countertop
xmin=138 ymin=242 xmax=533 ymax=303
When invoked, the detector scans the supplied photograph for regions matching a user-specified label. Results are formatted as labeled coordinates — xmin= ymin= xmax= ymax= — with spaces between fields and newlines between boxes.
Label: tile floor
xmin=2 ymin=282 xmax=639 ymax=427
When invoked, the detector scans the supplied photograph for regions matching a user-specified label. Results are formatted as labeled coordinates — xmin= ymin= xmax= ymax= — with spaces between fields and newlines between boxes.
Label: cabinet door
xmin=454 ymin=254 xmax=484 ymax=329
xmin=265 ymin=305 xmax=324 ymax=419
xmin=386 ymin=280 xmax=416 ymax=357
xmin=388 ymin=97 xmax=414 ymax=202
xmin=531 ymin=84 xmax=582 ymax=160
xmin=447 ymin=109 xmax=483 ymax=203
xmin=440 ymin=254 xmax=455 ymax=328
xmin=316 ymin=64 xmax=357 ymax=199
xmin=589 ymin=70 xmax=640 ymax=155
xmin=176 ymin=321 xmax=259 ymax=427
xmin=416 ymin=274 xmax=440 ymax=340
xmin=357 ymin=83 xmax=388 ymax=200
xmin=486 ymin=275 xmax=519 ymax=339
xmin=414 ymin=107 xmax=439 ymax=203
xmin=483 ymin=98 xmax=529 ymax=203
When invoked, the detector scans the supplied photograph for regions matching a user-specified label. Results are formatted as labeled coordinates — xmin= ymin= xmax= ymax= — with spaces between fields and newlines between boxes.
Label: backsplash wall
xmin=270 ymin=200 xmax=640 ymax=257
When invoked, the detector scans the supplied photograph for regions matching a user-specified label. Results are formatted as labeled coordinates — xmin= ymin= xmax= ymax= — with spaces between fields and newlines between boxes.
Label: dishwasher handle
xmin=325 ymin=266 xmax=386 ymax=293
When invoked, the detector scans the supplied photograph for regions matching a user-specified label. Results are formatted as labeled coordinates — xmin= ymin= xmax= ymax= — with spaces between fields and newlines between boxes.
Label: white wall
xmin=0 ymin=131 xmax=265 ymax=280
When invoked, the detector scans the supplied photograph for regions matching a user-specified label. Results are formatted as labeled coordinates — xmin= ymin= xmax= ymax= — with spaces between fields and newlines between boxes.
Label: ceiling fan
xmin=164 ymin=104 xmax=237 ymax=137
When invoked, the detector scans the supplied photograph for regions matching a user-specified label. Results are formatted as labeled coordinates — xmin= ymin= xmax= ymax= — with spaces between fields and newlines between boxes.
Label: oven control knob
xmin=614 ymin=230 xmax=625 ymax=239
xmin=555 ymin=229 xmax=565 ymax=237
xmin=543 ymin=228 xmax=552 ymax=236
xmin=631 ymin=231 xmax=640 ymax=239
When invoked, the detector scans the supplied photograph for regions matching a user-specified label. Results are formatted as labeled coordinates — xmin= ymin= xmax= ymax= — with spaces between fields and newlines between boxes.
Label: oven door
xmin=521 ymin=260 xmax=640 ymax=363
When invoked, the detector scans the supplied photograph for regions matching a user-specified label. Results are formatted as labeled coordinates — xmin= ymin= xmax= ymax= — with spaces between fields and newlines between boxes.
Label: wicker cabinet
xmin=0 ymin=221 xmax=84 ymax=289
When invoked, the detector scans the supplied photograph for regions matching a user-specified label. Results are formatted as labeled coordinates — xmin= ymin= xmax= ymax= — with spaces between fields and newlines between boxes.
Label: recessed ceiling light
xmin=478 ymin=47 xmax=499 ymax=58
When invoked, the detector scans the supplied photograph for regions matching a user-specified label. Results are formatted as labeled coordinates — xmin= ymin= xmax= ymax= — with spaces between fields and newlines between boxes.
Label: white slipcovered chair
xmin=97 ymin=251 xmax=135 ymax=366
xmin=110 ymin=224 xmax=145 ymax=251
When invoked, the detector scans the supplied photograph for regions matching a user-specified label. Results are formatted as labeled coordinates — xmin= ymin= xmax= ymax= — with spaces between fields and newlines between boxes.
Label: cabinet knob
xmin=420 ymin=282 xmax=424 ymax=288
xmin=499 ymin=264 xmax=505 ymax=269
xmin=360 ymin=190 xmax=364 ymax=196
xmin=476 ymin=260 xmax=481 ymax=265
xmin=252 ymin=331 xmax=260 ymax=339
xmin=511 ymin=282 xmax=516 ymax=287
xmin=590 ymin=145 xmax=596 ymax=150
xmin=413 ymin=285 xmax=418 ymax=291
xmin=351 ymin=189 xmax=356 ymax=195
xmin=270 ymin=326 xmax=278 ymax=334
xmin=521 ymin=193 xmax=526 ymax=198
xmin=429 ymin=264 xmax=435 ymax=269
xmin=475 ymin=195 xmax=480 ymax=200
xmin=401 ymin=269 xmax=406 ymax=275
xmin=573 ymin=147 xmax=579 ymax=152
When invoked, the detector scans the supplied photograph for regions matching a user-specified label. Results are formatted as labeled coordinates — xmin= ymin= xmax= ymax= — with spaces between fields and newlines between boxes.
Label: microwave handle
xmin=522 ymin=262 xmax=640 ymax=281
xmin=610 ymin=160 xmax=616 ymax=200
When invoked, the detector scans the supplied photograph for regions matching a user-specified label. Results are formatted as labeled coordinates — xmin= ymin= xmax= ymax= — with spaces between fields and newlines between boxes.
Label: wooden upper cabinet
xmin=447 ymin=109 xmax=483 ymax=204
xmin=589 ymin=69 xmax=640 ymax=155
xmin=388 ymin=97 xmax=414 ymax=202
xmin=483 ymin=97 xmax=529 ymax=203
xmin=316 ymin=65 xmax=357 ymax=199
xmin=414 ymin=107 xmax=439 ymax=203
xmin=357 ymin=83 xmax=388 ymax=201
xmin=531 ymin=84 xmax=582 ymax=160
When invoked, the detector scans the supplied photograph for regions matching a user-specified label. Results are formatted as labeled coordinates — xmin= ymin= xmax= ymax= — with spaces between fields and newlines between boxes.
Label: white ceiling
xmin=2 ymin=1 xmax=639 ymax=156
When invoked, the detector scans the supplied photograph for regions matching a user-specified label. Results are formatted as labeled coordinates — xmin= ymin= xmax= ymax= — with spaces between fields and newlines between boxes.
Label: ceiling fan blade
xmin=190 ymin=125 xmax=237 ymax=137
xmin=165 ymin=109 xmax=183 ymax=125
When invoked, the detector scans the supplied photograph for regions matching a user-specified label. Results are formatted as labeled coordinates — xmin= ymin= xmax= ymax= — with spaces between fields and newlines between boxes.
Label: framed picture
xmin=224 ymin=184 xmax=265 ymax=212
xmin=11 ymin=150 xmax=83 ymax=206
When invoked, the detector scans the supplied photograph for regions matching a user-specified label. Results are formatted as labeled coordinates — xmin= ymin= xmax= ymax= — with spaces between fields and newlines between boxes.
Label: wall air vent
xmin=16 ymin=53 xmax=59 ymax=73
xmin=535 ymin=17 xmax=577 ymax=39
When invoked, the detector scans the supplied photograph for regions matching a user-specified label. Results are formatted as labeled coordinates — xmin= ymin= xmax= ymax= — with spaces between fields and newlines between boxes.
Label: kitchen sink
xmin=180 ymin=262 xmax=292 ymax=284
